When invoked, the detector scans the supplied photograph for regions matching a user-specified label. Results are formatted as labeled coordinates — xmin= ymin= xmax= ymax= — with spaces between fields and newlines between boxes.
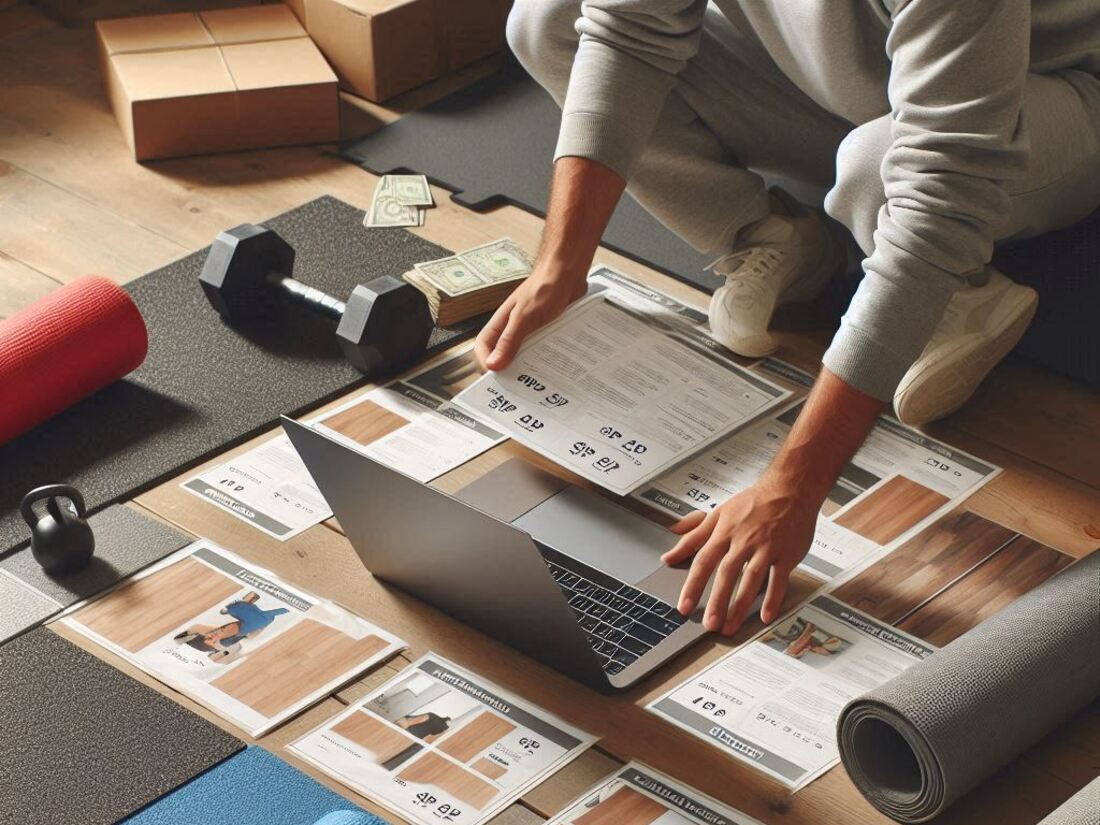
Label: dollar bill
xmin=388 ymin=174 xmax=434 ymax=207
xmin=365 ymin=176 xmax=419 ymax=228
xmin=415 ymin=255 xmax=487 ymax=296
xmin=458 ymin=238 xmax=533 ymax=284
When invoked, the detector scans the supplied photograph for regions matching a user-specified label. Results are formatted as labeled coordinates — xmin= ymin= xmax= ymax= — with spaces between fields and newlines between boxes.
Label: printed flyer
xmin=290 ymin=654 xmax=595 ymax=825
xmin=648 ymin=594 xmax=934 ymax=789
xmin=182 ymin=435 xmax=332 ymax=541
xmin=454 ymin=293 xmax=790 ymax=496
xmin=64 ymin=541 xmax=405 ymax=736
xmin=314 ymin=347 xmax=506 ymax=483
xmin=634 ymin=374 xmax=999 ymax=580
xmin=545 ymin=762 xmax=766 ymax=825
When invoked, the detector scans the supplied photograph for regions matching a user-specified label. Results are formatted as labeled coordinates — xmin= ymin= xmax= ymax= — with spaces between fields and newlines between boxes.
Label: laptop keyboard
xmin=540 ymin=545 xmax=687 ymax=676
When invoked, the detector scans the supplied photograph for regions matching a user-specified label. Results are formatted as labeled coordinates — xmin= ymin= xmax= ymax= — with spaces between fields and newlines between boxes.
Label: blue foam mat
xmin=123 ymin=747 xmax=389 ymax=825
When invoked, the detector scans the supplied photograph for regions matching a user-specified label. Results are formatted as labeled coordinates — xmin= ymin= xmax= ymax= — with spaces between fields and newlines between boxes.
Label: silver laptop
xmin=282 ymin=416 xmax=710 ymax=691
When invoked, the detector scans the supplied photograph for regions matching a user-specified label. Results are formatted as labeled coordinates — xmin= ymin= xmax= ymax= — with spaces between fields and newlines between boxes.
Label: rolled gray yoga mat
xmin=1038 ymin=777 xmax=1100 ymax=825
xmin=837 ymin=551 xmax=1100 ymax=823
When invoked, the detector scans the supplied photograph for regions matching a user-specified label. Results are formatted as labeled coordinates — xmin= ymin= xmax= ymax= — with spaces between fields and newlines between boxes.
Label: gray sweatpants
xmin=507 ymin=0 xmax=1100 ymax=399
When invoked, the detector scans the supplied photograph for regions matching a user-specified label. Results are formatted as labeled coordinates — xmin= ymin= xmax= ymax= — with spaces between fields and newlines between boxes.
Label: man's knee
xmin=825 ymin=117 xmax=891 ymax=254
xmin=507 ymin=0 xmax=580 ymax=86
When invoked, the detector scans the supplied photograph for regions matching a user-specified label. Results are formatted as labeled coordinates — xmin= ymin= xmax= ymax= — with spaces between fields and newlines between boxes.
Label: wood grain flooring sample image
xmin=831 ymin=508 xmax=1018 ymax=624
xmin=320 ymin=400 xmax=408 ymax=446
xmin=470 ymin=756 xmax=507 ymax=780
xmin=834 ymin=475 xmax=949 ymax=545
xmin=574 ymin=787 xmax=667 ymax=825
xmin=212 ymin=619 xmax=391 ymax=717
xmin=332 ymin=710 xmax=420 ymax=765
xmin=65 ymin=541 xmax=404 ymax=736
xmin=438 ymin=710 xmax=517 ymax=763
xmin=75 ymin=557 xmax=240 ymax=653
xmin=898 ymin=532 xmax=1073 ymax=646
xmin=398 ymin=751 xmax=497 ymax=809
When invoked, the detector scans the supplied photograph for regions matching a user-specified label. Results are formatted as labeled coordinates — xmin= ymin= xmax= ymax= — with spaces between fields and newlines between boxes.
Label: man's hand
xmin=663 ymin=368 xmax=885 ymax=635
xmin=662 ymin=471 xmax=819 ymax=635
xmin=474 ymin=156 xmax=627 ymax=371
xmin=474 ymin=263 xmax=587 ymax=370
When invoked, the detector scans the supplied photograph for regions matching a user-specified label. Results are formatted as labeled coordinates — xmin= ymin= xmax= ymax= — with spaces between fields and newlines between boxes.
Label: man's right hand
xmin=474 ymin=156 xmax=627 ymax=371
xmin=474 ymin=262 xmax=587 ymax=370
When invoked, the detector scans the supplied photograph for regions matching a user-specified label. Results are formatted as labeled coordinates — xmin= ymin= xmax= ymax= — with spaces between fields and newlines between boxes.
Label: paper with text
xmin=290 ymin=654 xmax=595 ymax=825
xmin=648 ymin=594 xmax=934 ymax=790
xmin=65 ymin=541 xmax=404 ymax=736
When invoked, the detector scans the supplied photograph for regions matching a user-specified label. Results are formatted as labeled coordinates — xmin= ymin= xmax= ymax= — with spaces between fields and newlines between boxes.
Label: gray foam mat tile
xmin=0 ymin=628 xmax=244 ymax=825
xmin=0 ymin=196 xmax=475 ymax=554
xmin=341 ymin=59 xmax=721 ymax=292
xmin=0 ymin=571 xmax=56 ymax=645
xmin=1 ymin=504 xmax=191 ymax=606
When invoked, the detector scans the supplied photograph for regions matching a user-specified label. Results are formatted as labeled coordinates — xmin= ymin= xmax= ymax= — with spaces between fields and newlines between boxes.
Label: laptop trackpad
xmin=513 ymin=486 xmax=675 ymax=585
xmin=453 ymin=458 xmax=568 ymax=523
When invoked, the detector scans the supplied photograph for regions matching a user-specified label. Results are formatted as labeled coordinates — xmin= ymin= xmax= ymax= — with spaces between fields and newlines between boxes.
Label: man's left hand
xmin=661 ymin=472 xmax=819 ymax=635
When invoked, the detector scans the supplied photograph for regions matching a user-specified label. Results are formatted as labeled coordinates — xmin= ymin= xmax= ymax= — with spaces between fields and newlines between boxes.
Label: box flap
xmin=111 ymin=48 xmax=236 ymax=102
xmin=95 ymin=12 xmax=212 ymax=55
xmin=221 ymin=38 xmax=337 ymax=90
xmin=327 ymin=0 xmax=422 ymax=18
xmin=199 ymin=4 xmax=306 ymax=45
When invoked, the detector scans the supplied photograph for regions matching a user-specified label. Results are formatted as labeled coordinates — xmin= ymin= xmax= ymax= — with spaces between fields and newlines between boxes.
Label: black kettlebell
xmin=20 ymin=484 xmax=95 ymax=576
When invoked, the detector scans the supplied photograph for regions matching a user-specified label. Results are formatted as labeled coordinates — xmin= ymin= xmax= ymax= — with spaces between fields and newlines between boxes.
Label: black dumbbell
xmin=199 ymin=223 xmax=433 ymax=375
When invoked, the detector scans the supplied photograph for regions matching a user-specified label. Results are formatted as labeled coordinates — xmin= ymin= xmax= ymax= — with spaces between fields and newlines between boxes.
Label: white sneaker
xmin=893 ymin=269 xmax=1038 ymax=426
xmin=708 ymin=204 xmax=843 ymax=357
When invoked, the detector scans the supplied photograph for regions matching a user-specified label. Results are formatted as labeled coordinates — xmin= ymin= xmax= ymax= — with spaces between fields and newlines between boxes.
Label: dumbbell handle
xmin=272 ymin=275 xmax=347 ymax=322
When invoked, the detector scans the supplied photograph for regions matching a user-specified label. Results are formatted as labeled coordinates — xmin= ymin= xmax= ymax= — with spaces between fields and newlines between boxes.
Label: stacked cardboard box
xmin=284 ymin=0 xmax=512 ymax=102
xmin=97 ymin=5 xmax=340 ymax=160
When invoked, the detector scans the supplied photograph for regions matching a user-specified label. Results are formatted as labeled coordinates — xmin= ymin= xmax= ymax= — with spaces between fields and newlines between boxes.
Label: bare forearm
xmin=764 ymin=368 xmax=884 ymax=503
xmin=539 ymin=156 xmax=626 ymax=276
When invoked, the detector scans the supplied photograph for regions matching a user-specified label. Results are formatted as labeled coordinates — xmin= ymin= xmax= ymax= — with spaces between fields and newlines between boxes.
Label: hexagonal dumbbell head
xmin=199 ymin=223 xmax=295 ymax=321
xmin=336 ymin=276 xmax=434 ymax=375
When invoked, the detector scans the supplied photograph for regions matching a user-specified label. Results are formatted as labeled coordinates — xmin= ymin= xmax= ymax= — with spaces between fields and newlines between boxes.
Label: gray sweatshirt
xmin=554 ymin=0 xmax=1100 ymax=400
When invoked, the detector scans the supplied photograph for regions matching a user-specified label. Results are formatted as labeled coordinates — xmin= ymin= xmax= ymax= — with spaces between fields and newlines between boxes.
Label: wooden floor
xmin=3 ymin=2 xmax=1098 ymax=825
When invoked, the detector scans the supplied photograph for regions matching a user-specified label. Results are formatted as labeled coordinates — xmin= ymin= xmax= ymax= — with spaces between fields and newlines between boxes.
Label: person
xmin=474 ymin=0 xmax=1100 ymax=637
xmin=396 ymin=711 xmax=452 ymax=742
xmin=173 ymin=591 xmax=289 ymax=662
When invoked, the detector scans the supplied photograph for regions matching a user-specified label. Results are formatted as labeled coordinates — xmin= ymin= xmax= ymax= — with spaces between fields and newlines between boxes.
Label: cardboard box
xmin=96 ymin=5 xmax=339 ymax=161
xmin=300 ymin=0 xmax=511 ymax=102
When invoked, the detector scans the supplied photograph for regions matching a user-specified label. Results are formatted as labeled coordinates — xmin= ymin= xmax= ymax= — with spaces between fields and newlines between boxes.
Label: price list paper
xmin=454 ymin=294 xmax=790 ymax=496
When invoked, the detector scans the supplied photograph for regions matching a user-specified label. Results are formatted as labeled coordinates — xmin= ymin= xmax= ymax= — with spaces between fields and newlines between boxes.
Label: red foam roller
xmin=0 ymin=275 xmax=148 ymax=445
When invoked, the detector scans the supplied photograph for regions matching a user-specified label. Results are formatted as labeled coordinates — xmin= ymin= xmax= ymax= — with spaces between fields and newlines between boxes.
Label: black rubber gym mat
xmin=0 ymin=196 xmax=472 ymax=555
xmin=1 ymin=504 xmax=191 ymax=608
xmin=341 ymin=59 xmax=721 ymax=292
xmin=0 ymin=628 xmax=244 ymax=825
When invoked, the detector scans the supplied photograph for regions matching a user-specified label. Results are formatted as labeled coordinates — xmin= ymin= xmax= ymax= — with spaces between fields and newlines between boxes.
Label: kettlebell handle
xmin=20 ymin=484 xmax=87 ymax=528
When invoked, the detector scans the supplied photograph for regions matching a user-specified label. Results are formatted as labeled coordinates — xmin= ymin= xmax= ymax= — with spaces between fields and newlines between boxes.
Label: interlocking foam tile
xmin=0 ymin=196 xmax=475 ymax=555
xmin=0 ymin=628 xmax=243 ymax=825
xmin=1 ymin=504 xmax=191 ymax=606
xmin=123 ymin=747 xmax=389 ymax=825
xmin=0 ymin=570 xmax=55 ymax=645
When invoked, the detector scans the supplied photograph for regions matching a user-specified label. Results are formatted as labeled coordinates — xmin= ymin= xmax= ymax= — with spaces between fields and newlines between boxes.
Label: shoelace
xmin=705 ymin=244 xmax=788 ymax=281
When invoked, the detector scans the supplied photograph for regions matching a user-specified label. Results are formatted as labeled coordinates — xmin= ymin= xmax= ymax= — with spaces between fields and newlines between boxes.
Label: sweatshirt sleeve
xmin=554 ymin=0 xmax=708 ymax=179
xmin=823 ymin=0 xmax=1031 ymax=401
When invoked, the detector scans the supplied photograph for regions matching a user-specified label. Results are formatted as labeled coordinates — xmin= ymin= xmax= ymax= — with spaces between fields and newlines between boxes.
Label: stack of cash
xmin=364 ymin=175 xmax=434 ymax=227
xmin=405 ymin=238 xmax=535 ymax=326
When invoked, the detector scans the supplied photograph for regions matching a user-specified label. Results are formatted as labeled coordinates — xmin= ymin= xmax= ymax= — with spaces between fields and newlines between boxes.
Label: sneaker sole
xmin=894 ymin=288 xmax=1038 ymax=426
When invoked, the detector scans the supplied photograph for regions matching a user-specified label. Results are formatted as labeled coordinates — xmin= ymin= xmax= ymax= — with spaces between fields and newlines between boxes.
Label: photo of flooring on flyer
xmin=289 ymin=654 xmax=595 ymax=825
xmin=312 ymin=346 xmax=505 ymax=483
xmin=64 ymin=541 xmax=405 ymax=736
xmin=547 ymin=762 xmax=766 ymax=825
